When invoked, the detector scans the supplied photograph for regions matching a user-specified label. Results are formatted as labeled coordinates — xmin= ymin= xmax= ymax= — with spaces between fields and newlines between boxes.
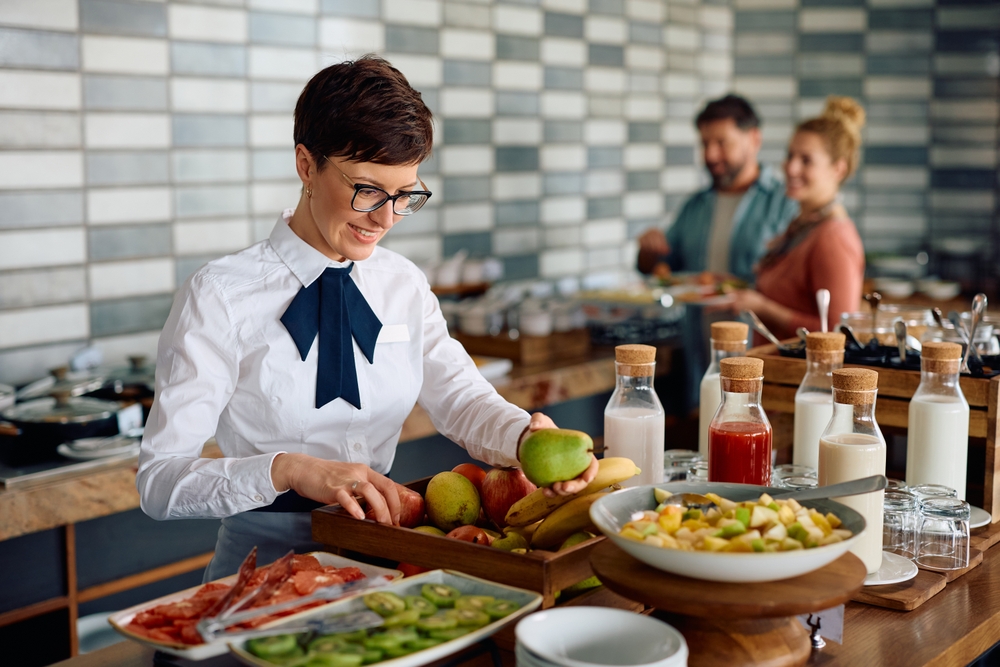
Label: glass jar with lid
xmin=819 ymin=368 xmax=887 ymax=574
xmin=698 ymin=322 xmax=748 ymax=459
xmin=794 ymin=332 xmax=845 ymax=469
xmin=708 ymin=357 xmax=772 ymax=485
xmin=906 ymin=342 xmax=969 ymax=499
xmin=605 ymin=344 xmax=664 ymax=487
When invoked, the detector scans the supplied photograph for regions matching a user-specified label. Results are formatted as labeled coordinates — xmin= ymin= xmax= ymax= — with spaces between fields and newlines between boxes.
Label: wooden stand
xmin=589 ymin=541 xmax=867 ymax=667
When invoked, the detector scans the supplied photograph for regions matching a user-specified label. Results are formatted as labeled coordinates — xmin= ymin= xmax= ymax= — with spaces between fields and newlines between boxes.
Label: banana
xmin=530 ymin=492 xmax=607 ymax=550
xmin=505 ymin=457 xmax=640 ymax=527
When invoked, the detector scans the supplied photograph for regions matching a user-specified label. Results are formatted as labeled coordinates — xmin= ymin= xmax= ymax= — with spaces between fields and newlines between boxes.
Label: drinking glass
xmin=772 ymin=464 xmax=817 ymax=486
xmin=883 ymin=491 xmax=918 ymax=559
xmin=911 ymin=484 xmax=957 ymax=507
xmin=886 ymin=478 xmax=908 ymax=492
xmin=689 ymin=460 xmax=709 ymax=483
xmin=779 ymin=476 xmax=818 ymax=491
xmin=664 ymin=449 xmax=702 ymax=482
xmin=916 ymin=497 xmax=970 ymax=570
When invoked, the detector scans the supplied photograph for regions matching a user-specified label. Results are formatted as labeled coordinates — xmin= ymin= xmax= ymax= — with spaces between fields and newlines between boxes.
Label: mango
xmin=425 ymin=472 xmax=481 ymax=532
xmin=519 ymin=429 xmax=593 ymax=487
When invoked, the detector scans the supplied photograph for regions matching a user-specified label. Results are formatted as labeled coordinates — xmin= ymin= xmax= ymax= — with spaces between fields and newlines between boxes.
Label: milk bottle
xmin=819 ymin=368 xmax=886 ymax=574
xmin=794 ymin=332 xmax=845 ymax=469
xmin=604 ymin=344 xmax=665 ymax=487
xmin=906 ymin=341 xmax=969 ymax=498
xmin=698 ymin=322 xmax=748 ymax=459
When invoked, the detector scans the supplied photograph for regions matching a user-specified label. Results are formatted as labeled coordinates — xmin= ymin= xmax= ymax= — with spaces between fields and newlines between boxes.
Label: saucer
xmin=970 ymin=505 xmax=992 ymax=529
xmin=57 ymin=442 xmax=139 ymax=461
xmin=864 ymin=551 xmax=918 ymax=586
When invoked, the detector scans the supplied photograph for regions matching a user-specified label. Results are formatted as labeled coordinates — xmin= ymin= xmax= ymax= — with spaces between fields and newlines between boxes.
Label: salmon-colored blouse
xmin=754 ymin=218 xmax=865 ymax=341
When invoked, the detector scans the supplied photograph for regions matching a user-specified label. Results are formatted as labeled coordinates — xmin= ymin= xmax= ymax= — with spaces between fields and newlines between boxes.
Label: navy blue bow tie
xmin=280 ymin=264 xmax=382 ymax=409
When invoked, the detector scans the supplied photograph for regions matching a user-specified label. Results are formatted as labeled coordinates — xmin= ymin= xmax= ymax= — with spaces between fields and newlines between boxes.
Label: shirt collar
xmin=270 ymin=208 xmax=352 ymax=288
xmin=702 ymin=163 xmax=782 ymax=198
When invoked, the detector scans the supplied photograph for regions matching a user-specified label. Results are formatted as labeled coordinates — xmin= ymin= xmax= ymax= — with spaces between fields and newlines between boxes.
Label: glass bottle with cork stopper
xmin=708 ymin=356 xmax=772 ymax=485
xmin=906 ymin=341 xmax=969 ymax=498
xmin=819 ymin=368 xmax=886 ymax=574
xmin=793 ymin=332 xmax=846 ymax=469
xmin=699 ymin=321 xmax=749 ymax=459
xmin=604 ymin=344 xmax=665 ymax=487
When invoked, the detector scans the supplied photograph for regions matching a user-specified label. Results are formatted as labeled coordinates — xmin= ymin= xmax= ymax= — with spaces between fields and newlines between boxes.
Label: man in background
xmin=638 ymin=95 xmax=796 ymax=283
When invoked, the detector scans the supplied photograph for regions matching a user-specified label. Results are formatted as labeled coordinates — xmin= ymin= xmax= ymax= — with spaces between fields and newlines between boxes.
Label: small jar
xmin=773 ymin=463 xmax=817 ymax=485
xmin=916 ymin=497 xmax=970 ymax=570
xmin=883 ymin=491 xmax=918 ymax=560
xmin=664 ymin=449 xmax=702 ymax=482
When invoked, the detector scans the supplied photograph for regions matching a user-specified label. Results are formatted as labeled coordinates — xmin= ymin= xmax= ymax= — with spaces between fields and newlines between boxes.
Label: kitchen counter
xmin=0 ymin=349 xmax=642 ymax=543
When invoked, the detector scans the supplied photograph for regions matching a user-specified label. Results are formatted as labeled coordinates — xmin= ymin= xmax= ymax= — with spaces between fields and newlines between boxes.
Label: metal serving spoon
xmin=838 ymin=323 xmax=864 ymax=350
xmin=816 ymin=289 xmax=830 ymax=333
xmin=661 ymin=475 xmax=888 ymax=511
xmin=796 ymin=327 xmax=810 ymax=344
xmin=744 ymin=310 xmax=804 ymax=351
xmin=894 ymin=320 xmax=908 ymax=362
xmin=863 ymin=292 xmax=882 ymax=345
xmin=961 ymin=293 xmax=988 ymax=373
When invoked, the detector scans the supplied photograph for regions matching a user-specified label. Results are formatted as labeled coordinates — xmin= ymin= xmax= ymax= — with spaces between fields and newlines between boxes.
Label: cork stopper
xmin=720 ymin=357 xmax=763 ymax=393
xmin=921 ymin=341 xmax=962 ymax=361
xmin=615 ymin=344 xmax=656 ymax=377
xmin=806 ymin=332 xmax=846 ymax=351
xmin=921 ymin=341 xmax=962 ymax=374
xmin=711 ymin=321 xmax=749 ymax=352
xmin=832 ymin=368 xmax=878 ymax=405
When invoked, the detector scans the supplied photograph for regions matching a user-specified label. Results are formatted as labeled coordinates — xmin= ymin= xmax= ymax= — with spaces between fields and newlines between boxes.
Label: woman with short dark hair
xmin=137 ymin=56 xmax=597 ymax=578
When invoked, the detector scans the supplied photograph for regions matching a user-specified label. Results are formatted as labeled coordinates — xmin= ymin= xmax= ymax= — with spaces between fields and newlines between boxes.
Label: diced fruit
xmin=734 ymin=507 xmax=751 ymax=528
xmin=750 ymin=505 xmax=779 ymax=528
xmin=826 ymin=512 xmax=842 ymax=529
xmin=703 ymin=536 xmax=728 ymax=552
xmin=653 ymin=488 xmax=672 ymax=503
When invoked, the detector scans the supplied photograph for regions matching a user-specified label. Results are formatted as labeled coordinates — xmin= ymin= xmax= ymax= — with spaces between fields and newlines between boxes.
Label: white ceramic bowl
xmin=516 ymin=608 xmax=688 ymax=667
xmin=873 ymin=278 xmax=914 ymax=299
xmin=589 ymin=482 xmax=866 ymax=583
xmin=921 ymin=281 xmax=961 ymax=301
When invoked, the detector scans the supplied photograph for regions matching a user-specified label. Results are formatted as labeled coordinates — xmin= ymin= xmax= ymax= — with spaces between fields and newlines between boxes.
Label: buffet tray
xmin=0 ymin=450 xmax=138 ymax=490
xmin=311 ymin=477 xmax=603 ymax=608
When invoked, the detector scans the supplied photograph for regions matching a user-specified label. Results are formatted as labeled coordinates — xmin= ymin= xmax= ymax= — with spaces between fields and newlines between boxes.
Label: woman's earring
xmin=305 ymin=185 xmax=313 ymax=198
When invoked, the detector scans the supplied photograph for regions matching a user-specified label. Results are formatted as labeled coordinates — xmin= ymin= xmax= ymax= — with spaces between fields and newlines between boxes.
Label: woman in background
xmin=730 ymin=97 xmax=866 ymax=340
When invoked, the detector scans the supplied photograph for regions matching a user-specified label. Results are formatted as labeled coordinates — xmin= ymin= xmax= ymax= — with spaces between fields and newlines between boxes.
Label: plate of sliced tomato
xmin=109 ymin=552 xmax=401 ymax=660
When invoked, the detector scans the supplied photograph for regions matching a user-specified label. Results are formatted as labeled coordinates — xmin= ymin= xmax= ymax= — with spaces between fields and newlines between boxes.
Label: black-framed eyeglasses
xmin=326 ymin=157 xmax=432 ymax=216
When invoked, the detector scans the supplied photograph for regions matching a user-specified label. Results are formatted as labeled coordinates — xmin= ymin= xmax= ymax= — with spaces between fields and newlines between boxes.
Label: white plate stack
xmin=515 ymin=608 xmax=688 ymax=667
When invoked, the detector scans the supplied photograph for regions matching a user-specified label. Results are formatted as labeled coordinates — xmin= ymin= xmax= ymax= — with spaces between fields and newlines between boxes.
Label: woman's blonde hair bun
xmin=822 ymin=96 xmax=865 ymax=135
xmin=797 ymin=95 xmax=866 ymax=181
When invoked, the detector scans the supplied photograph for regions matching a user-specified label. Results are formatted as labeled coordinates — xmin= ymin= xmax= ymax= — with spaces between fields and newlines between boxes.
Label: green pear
xmin=519 ymin=429 xmax=594 ymax=487
xmin=558 ymin=531 xmax=595 ymax=551
xmin=413 ymin=525 xmax=446 ymax=536
xmin=425 ymin=472 xmax=481 ymax=532
xmin=492 ymin=533 xmax=529 ymax=551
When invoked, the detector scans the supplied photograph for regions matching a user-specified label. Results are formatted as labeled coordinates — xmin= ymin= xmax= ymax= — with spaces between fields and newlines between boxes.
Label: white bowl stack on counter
xmin=515 ymin=608 xmax=689 ymax=667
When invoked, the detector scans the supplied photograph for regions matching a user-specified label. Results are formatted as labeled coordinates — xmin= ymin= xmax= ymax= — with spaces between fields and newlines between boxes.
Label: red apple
xmin=481 ymin=467 xmax=537 ymax=528
xmin=364 ymin=483 xmax=425 ymax=528
xmin=452 ymin=463 xmax=487 ymax=495
xmin=397 ymin=562 xmax=430 ymax=577
xmin=446 ymin=525 xmax=493 ymax=545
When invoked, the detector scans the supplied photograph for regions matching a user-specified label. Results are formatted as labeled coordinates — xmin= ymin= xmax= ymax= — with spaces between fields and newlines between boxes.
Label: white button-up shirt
xmin=137 ymin=211 xmax=530 ymax=520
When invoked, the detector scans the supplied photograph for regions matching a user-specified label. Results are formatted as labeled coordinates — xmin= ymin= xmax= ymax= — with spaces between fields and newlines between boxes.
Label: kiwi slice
xmin=384 ymin=609 xmax=421 ymax=627
xmin=428 ymin=627 xmax=475 ymax=641
xmin=363 ymin=591 xmax=407 ymax=617
xmin=454 ymin=595 xmax=494 ymax=611
xmin=484 ymin=599 xmax=520 ymax=619
xmin=300 ymin=654 xmax=364 ymax=667
xmin=246 ymin=634 xmax=300 ymax=658
xmin=416 ymin=613 xmax=457 ymax=632
xmin=331 ymin=643 xmax=384 ymax=665
xmin=446 ymin=608 xmax=490 ymax=628
xmin=421 ymin=583 xmax=462 ymax=607
xmin=404 ymin=595 xmax=437 ymax=617
xmin=364 ymin=633 xmax=404 ymax=652
xmin=382 ymin=645 xmax=418 ymax=659
xmin=405 ymin=638 xmax=444 ymax=650
xmin=308 ymin=635 xmax=349 ymax=654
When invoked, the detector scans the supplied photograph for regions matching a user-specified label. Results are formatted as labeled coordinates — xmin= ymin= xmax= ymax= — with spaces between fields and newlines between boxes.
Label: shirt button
xmin=254 ymin=494 xmax=263 ymax=502
xmin=353 ymin=443 xmax=362 ymax=452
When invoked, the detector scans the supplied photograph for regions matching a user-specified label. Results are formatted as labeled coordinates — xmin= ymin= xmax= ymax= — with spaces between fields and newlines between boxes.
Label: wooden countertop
xmin=52 ymin=542 xmax=1000 ymax=667
xmin=0 ymin=350 xmax=633 ymax=542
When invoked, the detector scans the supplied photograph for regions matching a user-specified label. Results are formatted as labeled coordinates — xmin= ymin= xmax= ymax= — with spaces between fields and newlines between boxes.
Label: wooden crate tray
xmin=312 ymin=477 xmax=602 ymax=608
xmin=853 ymin=545 xmax=987 ymax=611
xmin=453 ymin=328 xmax=591 ymax=365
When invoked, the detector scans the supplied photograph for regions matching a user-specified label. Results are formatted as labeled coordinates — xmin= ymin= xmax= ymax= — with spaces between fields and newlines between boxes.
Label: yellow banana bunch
xmin=505 ymin=457 xmax=640 ymax=527
xmin=530 ymin=492 xmax=607 ymax=549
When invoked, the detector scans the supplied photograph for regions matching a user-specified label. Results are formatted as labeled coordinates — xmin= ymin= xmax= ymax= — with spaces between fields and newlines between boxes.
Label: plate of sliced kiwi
xmin=229 ymin=570 xmax=542 ymax=667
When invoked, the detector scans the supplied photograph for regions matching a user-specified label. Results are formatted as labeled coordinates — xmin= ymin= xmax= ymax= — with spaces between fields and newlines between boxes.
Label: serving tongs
xmin=743 ymin=310 xmax=804 ymax=352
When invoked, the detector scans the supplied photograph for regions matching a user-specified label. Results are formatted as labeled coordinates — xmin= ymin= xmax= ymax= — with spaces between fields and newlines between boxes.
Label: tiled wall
xmin=0 ymin=0 xmax=731 ymax=386
xmin=732 ymin=0 xmax=1000 ymax=283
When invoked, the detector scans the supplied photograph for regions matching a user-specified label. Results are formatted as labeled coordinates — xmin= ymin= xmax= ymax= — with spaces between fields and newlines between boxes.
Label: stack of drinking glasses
xmin=663 ymin=449 xmax=704 ymax=482
xmin=883 ymin=481 xmax=970 ymax=571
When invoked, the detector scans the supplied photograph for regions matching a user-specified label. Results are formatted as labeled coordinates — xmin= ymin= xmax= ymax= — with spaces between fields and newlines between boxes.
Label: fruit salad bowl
xmin=590 ymin=482 xmax=865 ymax=583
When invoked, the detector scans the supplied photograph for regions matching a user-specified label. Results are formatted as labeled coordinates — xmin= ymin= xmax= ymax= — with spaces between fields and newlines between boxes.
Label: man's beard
xmin=708 ymin=158 xmax=747 ymax=189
